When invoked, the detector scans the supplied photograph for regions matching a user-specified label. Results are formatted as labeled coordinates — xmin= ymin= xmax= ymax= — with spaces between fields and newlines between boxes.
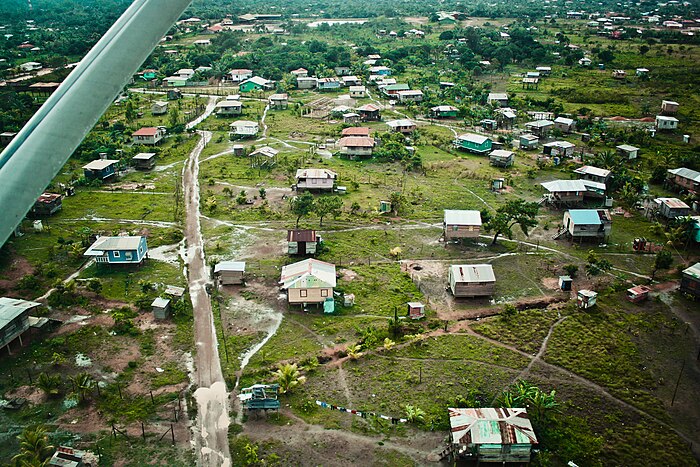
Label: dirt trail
xmin=182 ymin=96 xmax=232 ymax=467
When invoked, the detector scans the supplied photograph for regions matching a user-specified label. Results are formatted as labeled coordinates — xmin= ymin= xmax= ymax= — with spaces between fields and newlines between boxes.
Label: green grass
xmin=472 ymin=307 xmax=563 ymax=354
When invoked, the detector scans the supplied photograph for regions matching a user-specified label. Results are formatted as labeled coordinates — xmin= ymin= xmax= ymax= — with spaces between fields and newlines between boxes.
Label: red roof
xmin=341 ymin=127 xmax=371 ymax=137
xmin=339 ymin=136 xmax=374 ymax=148
xmin=133 ymin=127 xmax=159 ymax=136
xmin=357 ymin=104 xmax=380 ymax=112
xmin=36 ymin=193 xmax=62 ymax=203
xmin=287 ymin=229 xmax=317 ymax=242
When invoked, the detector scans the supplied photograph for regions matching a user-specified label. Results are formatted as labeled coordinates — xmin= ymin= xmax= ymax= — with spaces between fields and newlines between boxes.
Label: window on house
xmin=114 ymin=251 xmax=120 ymax=258
xmin=125 ymin=252 xmax=133 ymax=260
xmin=300 ymin=290 xmax=307 ymax=298
xmin=321 ymin=289 xmax=328 ymax=297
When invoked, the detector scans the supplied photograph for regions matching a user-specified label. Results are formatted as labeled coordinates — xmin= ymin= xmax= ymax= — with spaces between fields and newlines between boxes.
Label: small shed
xmin=238 ymin=384 xmax=281 ymax=411
xmin=661 ymin=100 xmax=679 ymax=115
xmin=656 ymin=115 xmax=679 ymax=131
xmin=164 ymin=285 xmax=185 ymax=300
xmin=656 ymin=197 xmax=690 ymax=219
xmin=344 ymin=293 xmax=355 ymax=307
xmin=379 ymin=200 xmax=392 ymax=213
xmin=559 ymin=275 xmax=572 ymax=291
xmin=214 ymin=261 xmax=246 ymax=285
xmin=577 ymin=289 xmax=597 ymax=309
xmin=151 ymin=101 xmax=169 ymax=115
xmin=232 ymin=144 xmax=246 ymax=156
xmin=152 ymin=297 xmax=171 ymax=319
xmin=407 ymin=302 xmax=425 ymax=319
xmin=626 ymin=285 xmax=651 ymax=303
xmin=444 ymin=210 xmax=482 ymax=240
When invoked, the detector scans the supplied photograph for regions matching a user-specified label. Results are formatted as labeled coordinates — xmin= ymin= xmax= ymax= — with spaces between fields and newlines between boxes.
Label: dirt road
xmin=182 ymin=96 xmax=232 ymax=466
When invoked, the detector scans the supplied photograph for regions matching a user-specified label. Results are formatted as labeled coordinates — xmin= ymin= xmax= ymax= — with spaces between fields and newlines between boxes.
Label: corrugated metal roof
xmin=574 ymin=165 xmax=611 ymax=178
xmin=0 ymin=297 xmax=41 ymax=324
xmin=568 ymin=209 xmax=602 ymax=225
xmin=132 ymin=152 xmax=156 ymax=160
xmin=526 ymin=120 xmax=554 ymax=128
xmin=84 ymin=236 xmax=143 ymax=255
xmin=386 ymin=119 xmax=415 ymax=128
xmin=295 ymin=168 xmax=338 ymax=179
xmin=216 ymin=100 xmax=242 ymax=108
xmin=554 ymin=117 xmax=574 ymax=125
xmin=544 ymin=140 xmax=575 ymax=149
xmin=357 ymin=104 xmax=380 ymax=112
xmin=448 ymin=408 xmax=538 ymax=446
xmin=450 ymin=264 xmax=495 ymax=283
xmin=133 ymin=127 xmax=160 ymax=136
xmin=541 ymin=179 xmax=588 ymax=192
xmin=83 ymin=159 xmax=118 ymax=170
xmin=214 ymin=261 xmax=246 ymax=273
xmin=444 ymin=209 xmax=482 ymax=226
xmin=457 ymin=133 xmax=489 ymax=144
xmin=341 ymin=127 xmax=370 ymax=137
xmin=287 ymin=229 xmax=317 ymax=242
xmin=656 ymin=197 xmax=690 ymax=209
xmin=616 ymin=144 xmax=639 ymax=152
xmin=339 ymin=136 xmax=374 ymax=148
xmin=656 ymin=115 xmax=679 ymax=122
xmin=432 ymin=105 xmax=458 ymax=112
xmin=151 ymin=297 xmax=170 ymax=308
xmin=250 ymin=146 xmax=278 ymax=158
xmin=668 ymin=167 xmax=700 ymax=182
xmin=683 ymin=262 xmax=700 ymax=279
xmin=488 ymin=92 xmax=508 ymax=100
xmin=489 ymin=149 xmax=514 ymax=159
xmin=280 ymin=259 xmax=336 ymax=289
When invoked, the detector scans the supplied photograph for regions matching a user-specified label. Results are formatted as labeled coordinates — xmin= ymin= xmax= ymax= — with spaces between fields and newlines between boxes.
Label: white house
xmin=229 ymin=68 xmax=254 ymax=82
xmin=295 ymin=168 xmax=338 ymax=191
xmin=229 ymin=120 xmax=259 ymax=137
xmin=656 ymin=115 xmax=679 ymax=130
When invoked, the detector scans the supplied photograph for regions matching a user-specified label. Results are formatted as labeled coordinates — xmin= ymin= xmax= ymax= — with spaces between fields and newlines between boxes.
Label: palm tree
xmin=70 ymin=372 xmax=96 ymax=402
xmin=11 ymin=426 xmax=54 ymax=466
xmin=35 ymin=373 xmax=62 ymax=398
xmin=272 ymin=363 xmax=306 ymax=394
xmin=497 ymin=380 xmax=557 ymax=421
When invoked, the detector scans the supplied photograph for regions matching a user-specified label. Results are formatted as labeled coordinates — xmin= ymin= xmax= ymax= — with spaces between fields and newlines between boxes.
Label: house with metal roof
xmin=574 ymin=165 xmax=612 ymax=185
xmin=543 ymin=141 xmax=575 ymax=158
xmin=280 ymin=259 xmax=336 ymax=306
xmin=661 ymin=100 xmax=679 ymax=115
xmin=84 ymin=236 xmax=148 ymax=265
xmin=238 ymin=383 xmax=281 ymax=411
xmin=338 ymin=136 xmax=374 ymax=158
xmin=239 ymin=76 xmax=274 ymax=92
xmin=386 ymin=119 xmax=416 ymax=134
xmin=287 ymin=229 xmax=321 ymax=255
xmin=341 ymin=127 xmax=371 ymax=137
xmin=357 ymin=104 xmax=381 ymax=121
xmin=0 ymin=297 xmax=41 ymax=353
xmin=348 ymin=85 xmax=366 ymax=98
xmin=296 ymin=76 xmax=318 ymax=89
xmin=519 ymin=133 xmax=539 ymax=150
xmin=30 ymin=193 xmax=63 ymax=217
xmin=487 ymin=92 xmax=508 ymax=107
xmin=295 ymin=168 xmax=338 ymax=191
xmin=525 ymin=120 xmax=554 ymax=137
xmin=680 ymin=262 xmax=700 ymax=298
xmin=562 ymin=209 xmax=612 ymax=241
xmin=214 ymin=261 xmax=246 ymax=285
xmin=381 ymin=83 xmax=410 ymax=97
xmin=83 ymin=159 xmax=119 ymax=180
xmin=317 ymin=77 xmax=341 ymax=91
xmin=667 ymin=167 xmax=700 ymax=194
xmin=448 ymin=264 xmax=496 ymax=297
xmin=230 ymin=120 xmax=259 ymax=137
xmin=616 ymin=144 xmax=639 ymax=160
xmin=132 ymin=126 xmax=165 ymax=145
xmin=448 ymin=407 xmax=537 ymax=463
xmin=656 ymin=115 xmax=679 ymax=131
xmin=430 ymin=105 xmax=459 ymax=118
xmin=397 ymin=90 xmax=424 ymax=103
xmin=151 ymin=297 xmax=171 ymax=319
xmin=455 ymin=133 xmax=492 ymax=154
xmin=216 ymin=99 xmax=243 ymax=116
xmin=553 ymin=116 xmax=576 ymax=133
xmin=250 ymin=146 xmax=279 ymax=168
xmin=151 ymin=100 xmax=169 ymax=115
xmin=655 ymin=197 xmax=690 ymax=219
xmin=541 ymin=179 xmax=606 ymax=204
xmin=489 ymin=149 xmax=515 ymax=168
xmin=132 ymin=152 xmax=157 ymax=170
xmin=443 ymin=210 xmax=482 ymax=240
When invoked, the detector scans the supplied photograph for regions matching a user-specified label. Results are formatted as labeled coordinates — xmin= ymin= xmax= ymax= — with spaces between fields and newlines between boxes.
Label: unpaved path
xmin=182 ymin=96 xmax=232 ymax=467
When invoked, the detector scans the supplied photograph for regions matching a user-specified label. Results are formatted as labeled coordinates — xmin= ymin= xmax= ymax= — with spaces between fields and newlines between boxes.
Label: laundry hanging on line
xmin=315 ymin=400 xmax=408 ymax=424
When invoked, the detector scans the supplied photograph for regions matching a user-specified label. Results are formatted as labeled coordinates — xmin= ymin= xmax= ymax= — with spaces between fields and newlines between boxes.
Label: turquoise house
xmin=239 ymin=76 xmax=273 ymax=93
xmin=454 ymin=133 xmax=493 ymax=154
xmin=84 ymin=236 xmax=148 ymax=265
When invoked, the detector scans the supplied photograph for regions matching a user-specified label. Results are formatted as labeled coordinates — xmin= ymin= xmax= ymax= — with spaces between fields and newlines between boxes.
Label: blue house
xmin=317 ymin=77 xmax=341 ymax=91
xmin=84 ymin=236 xmax=148 ymax=265
xmin=83 ymin=159 xmax=119 ymax=181
xmin=454 ymin=133 xmax=493 ymax=154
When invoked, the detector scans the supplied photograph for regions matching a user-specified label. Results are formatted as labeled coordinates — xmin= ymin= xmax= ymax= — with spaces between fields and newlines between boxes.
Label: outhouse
xmin=407 ymin=302 xmax=425 ymax=319
xmin=626 ymin=285 xmax=651 ymax=303
xmin=152 ymin=297 xmax=171 ymax=319
xmin=577 ymin=289 xmax=597 ymax=309
xmin=559 ymin=275 xmax=572 ymax=291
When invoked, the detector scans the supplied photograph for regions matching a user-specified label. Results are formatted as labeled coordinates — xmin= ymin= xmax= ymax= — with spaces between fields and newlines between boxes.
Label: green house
xmin=239 ymin=76 xmax=273 ymax=93
xmin=454 ymin=133 xmax=492 ymax=154
xmin=430 ymin=105 xmax=459 ymax=118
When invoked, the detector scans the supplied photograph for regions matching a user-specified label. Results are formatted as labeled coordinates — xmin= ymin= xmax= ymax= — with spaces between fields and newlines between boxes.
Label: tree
xmin=482 ymin=200 xmax=539 ymax=245
xmin=617 ymin=182 xmax=641 ymax=210
xmin=651 ymin=250 xmax=673 ymax=280
xmin=36 ymin=373 xmax=62 ymax=398
xmin=168 ymin=106 xmax=180 ymax=128
xmin=86 ymin=278 xmax=102 ymax=295
xmin=273 ymin=363 xmax=306 ymax=394
xmin=12 ymin=426 xmax=54 ymax=466
xmin=314 ymin=196 xmax=343 ymax=226
xmin=585 ymin=251 xmax=613 ymax=276
xmin=498 ymin=380 xmax=557 ymax=422
xmin=389 ymin=192 xmax=407 ymax=216
xmin=124 ymin=101 xmax=137 ymax=122
xmin=70 ymin=372 xmax=96 ymax=402
xmin=289 ymin=192 xmax=315 ymax=228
